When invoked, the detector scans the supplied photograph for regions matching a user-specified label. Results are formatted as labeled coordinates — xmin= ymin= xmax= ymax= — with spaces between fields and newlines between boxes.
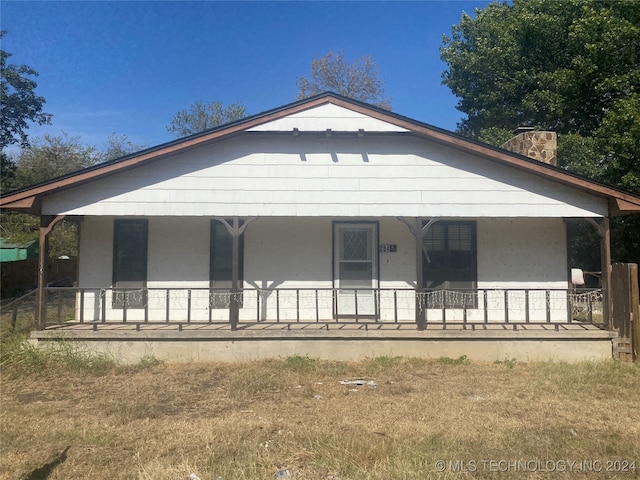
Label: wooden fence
xmin=611 ymin=263 xmax=639 ymax=361
xmin=1 ymin=257 xmax=77 ymax=299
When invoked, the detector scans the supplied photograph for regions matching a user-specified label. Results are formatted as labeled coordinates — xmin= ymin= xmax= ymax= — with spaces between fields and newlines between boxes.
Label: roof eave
xmin=0 ymin=195 xmax=40 ymax=215
xmin=610 ymin=197 xmax=640 ymax=216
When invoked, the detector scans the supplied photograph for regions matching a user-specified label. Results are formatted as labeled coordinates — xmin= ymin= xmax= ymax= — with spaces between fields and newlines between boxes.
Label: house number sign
xmin=379 ymin=244 xmax=397 ymax=253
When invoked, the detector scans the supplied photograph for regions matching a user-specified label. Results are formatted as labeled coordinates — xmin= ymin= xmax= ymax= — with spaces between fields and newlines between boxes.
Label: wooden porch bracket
xmin=37 ymin=215 xmax=66 ymax=329
xmin=214 ymin=216 xmax=257 ymax=330
xmin=397 ymin=216 xmax=440 ymax=330
xmin=585 ymin=217 xmax=613 ymax=330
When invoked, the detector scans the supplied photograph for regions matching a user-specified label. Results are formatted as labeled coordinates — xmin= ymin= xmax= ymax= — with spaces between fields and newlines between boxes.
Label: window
xmin=423 ymin=221 xmax=477 ymax=308
xmin=112 ymin=219 xmax=148 ymax=308
xmin=210 ymin=220 xmax=244 ymax=308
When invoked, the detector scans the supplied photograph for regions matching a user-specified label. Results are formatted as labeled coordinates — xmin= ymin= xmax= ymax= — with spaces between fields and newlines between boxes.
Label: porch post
xmin=214 ymin=216 xmax=257 ymax=330
xmin=414 ymin=218 xmax=426 ymax=330
xmin=600 ymin=217 xmax=612 ymax=330
xmin=230 ymin=217 xmax=240 ymax=331
xmin=586 ymin=217 xmax=612 ymax=329
xmin=36 ymin=215 xmax=65 ymax=329
xmin=398 ymin=217 xmax=439 ymax=331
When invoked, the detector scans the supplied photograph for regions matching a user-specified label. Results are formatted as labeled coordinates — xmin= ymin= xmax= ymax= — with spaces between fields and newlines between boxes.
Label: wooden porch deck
xmin=33 ymin=320 xmax=613 ymax=339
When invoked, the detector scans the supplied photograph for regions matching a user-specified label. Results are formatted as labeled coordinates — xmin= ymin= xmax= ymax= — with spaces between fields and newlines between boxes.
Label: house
xmin=2 ymin=93 xmax=639 ymax=362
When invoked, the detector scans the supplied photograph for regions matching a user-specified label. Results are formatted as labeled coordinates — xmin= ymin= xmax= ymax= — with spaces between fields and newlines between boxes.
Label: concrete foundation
xmin=30 ymin=324 xmax=616 ymax=364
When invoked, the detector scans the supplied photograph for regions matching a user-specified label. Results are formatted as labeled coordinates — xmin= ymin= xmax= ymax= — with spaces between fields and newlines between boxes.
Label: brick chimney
xmin=501 ymin=127 xmax=557 ymax=166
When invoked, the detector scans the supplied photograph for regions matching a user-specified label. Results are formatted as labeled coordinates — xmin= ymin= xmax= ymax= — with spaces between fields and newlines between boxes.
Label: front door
xmin=334 ymin=223 xmax=378 ymax=317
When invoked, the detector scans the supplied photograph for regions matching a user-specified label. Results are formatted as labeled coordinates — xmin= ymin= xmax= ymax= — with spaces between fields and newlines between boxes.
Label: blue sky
xmin=1 ymin=1 xmax=492 ymax=153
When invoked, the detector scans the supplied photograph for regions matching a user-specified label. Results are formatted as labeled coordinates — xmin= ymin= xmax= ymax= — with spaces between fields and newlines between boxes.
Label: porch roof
xmin=2 ymin=92 xmax=640 ymax=216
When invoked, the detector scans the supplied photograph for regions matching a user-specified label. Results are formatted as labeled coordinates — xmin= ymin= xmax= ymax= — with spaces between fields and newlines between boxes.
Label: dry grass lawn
xmin=1 ymin=344 xmax=639 ymax=480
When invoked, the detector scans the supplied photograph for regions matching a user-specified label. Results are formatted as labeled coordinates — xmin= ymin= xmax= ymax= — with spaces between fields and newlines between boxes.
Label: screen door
xmin=334 ymin=223 xmax=378 ymax=317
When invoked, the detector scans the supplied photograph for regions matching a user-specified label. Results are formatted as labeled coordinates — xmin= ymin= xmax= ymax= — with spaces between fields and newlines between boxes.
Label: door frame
xmin=332 ymin=220 xmax=380 ymax=319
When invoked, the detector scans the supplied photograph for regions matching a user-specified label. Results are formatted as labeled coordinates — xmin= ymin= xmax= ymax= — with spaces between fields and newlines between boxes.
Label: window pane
xmin=210 ymin=220 xmax=244 ymax=309
xmin=211 ymin=223 xmax=233 ymax=281
xmin=449 ymin=251 xmax=473 ymax=272
xmin=113 ymin=220 xmax=147 ymax=283
xmin=112 ymin=219 xmax=148 ymax=309
xmin=339 ymin=262 xmax=372 ymax=289
xmin=448 ymin=224 xmax=472 ymax=251
xmin=342 ymin=230 xmax=369 ymax=261
xmin=423 ymin=221 xmax=477 ymax=306
xmin=423 ymin=224 xmax=445 ymax=251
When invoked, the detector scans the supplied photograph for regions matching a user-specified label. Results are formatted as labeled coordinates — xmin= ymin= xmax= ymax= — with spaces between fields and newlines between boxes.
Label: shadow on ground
xmin=24 ymin=446 xmax=70 ymax=480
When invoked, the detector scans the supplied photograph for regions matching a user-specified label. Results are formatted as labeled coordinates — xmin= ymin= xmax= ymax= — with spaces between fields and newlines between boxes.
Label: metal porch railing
xmin=13 ymin=286 xmax=605 ymax=331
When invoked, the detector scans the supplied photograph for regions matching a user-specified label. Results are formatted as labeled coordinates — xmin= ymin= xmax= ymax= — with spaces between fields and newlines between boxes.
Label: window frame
xmin=112 ymin=219 xmax=148 ymax=309
xmin=422 ymin=220 xmax=478 ymax=308
xmin=210 ymin=219 xmax=244 ymax=309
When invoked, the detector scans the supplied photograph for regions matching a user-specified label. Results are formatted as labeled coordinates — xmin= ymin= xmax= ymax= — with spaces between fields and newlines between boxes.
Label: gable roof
xmin=2 ymin=92 xmax=640 ymax=216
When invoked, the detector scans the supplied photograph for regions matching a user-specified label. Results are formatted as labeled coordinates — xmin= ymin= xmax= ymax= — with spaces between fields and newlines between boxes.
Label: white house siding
xmin=78 ymin=217 xmax=211 ymax=322
xmin=476 ymin=218 xmax=568 ymax=323
xmin=78 ymin=217 xmax=113 ymax=288
xmin=478 ymin=218 xmax=567 ymax=289
xmin=377 ymin=217 xmax=570 ymax=323
xmin=246 ymin=103 xmax=411 ymax=133
xmin=246 ymin=217 xmax=417 ymax=322
xmin=377 ymin=217 xmax=419 ymax=321
xmin=75 ymin=216 xmax=569 ymax=323
xmin=42 ymin=135 xmax=608 ymax=218
xmin=243 ymin=217 xmax=333 ymax=322
xmin=76 ymin=217 xmax=112 ymax=322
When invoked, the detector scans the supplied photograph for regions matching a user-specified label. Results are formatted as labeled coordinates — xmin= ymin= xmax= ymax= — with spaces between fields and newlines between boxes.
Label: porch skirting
xmin=30 ymin=324 xmax=617 ymax=364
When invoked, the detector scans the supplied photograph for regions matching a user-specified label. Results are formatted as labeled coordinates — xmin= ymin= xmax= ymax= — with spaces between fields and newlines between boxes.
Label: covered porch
xmin=28 ymin=214 xmax=612 ymax=329
xmin=20 ymin=213 xmax=617 ymax=362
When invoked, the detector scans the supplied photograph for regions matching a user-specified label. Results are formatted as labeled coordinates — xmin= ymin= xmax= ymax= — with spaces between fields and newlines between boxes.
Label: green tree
xmin=297 ymin=51 xmax=392 ymax=110
xmin=0 ymin=31 xmax=52 ymax=149
xmin=13 ymin=134 xmax=97 ymax=188
xmin=2 ymin=132 xmax=142 ymax=277
xmin=3 ymin=134 xmax=102 ymax=260
xmin=441 ymin=1 xmax=639 ymax=140
xmin=166 ymin=100 xmax=247 ymax=138
xmin=98 ymin=132 xmax=145 ymax=162
xmin=440 ymin=0 xmax=640 ymax=263
xmin=1 ymin=31 xmax=53 ymax=191
xmin=1 ymin=151 xmax=16 ymax=191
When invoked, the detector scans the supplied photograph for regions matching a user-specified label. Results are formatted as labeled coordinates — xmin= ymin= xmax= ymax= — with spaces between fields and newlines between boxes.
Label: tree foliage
xmin=99 ymin=132 xmax=145 ymax=162
xmin=0 ymin=31 xmax=52 ymax=150
xmin=11 ymin=134 xmax=98 ymax=189
xmin=1 ymin=133 xmax=134 ymax=260
xmin=166 ymin=100 xmax=247 ymax=138
xmin=297 ymin=51 xmax=392 ymax=109
xmin=1 ymin=151 xmax=16 ymax=192
xmin=1 ymin=31 xmax=53 ymax=192
xmin=440 ymin=0 xmax=640 ymax=263
xmin=441 ymin=1 xmax=639 ymax=137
